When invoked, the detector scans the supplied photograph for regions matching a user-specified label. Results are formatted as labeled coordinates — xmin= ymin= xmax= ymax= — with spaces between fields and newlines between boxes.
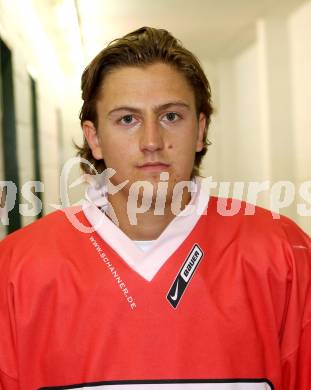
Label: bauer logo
xmin=39 ymin=378 xmax=274 ymax=389
xmin=167 ymin=244 xmax=204 ymax=309
xmin=181 ymin=245 xmax=203 ymax=282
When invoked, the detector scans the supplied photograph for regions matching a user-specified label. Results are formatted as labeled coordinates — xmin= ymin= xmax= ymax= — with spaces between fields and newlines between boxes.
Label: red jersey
xmin=0 ymin=196 xmax=310 ymax=390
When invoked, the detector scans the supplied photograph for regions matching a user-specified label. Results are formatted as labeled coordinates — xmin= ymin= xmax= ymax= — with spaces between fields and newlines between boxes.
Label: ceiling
xmin=33 ymin=0 xmax=307 ymax=74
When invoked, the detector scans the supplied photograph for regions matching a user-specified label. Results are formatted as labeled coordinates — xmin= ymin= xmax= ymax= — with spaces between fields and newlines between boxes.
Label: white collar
xmin=82 ymin=177 xmax=210 ymax=281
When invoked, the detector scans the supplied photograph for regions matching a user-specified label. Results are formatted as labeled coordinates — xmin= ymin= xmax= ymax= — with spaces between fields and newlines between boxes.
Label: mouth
xmin=137 ymin=162 xmax=170 ymax=172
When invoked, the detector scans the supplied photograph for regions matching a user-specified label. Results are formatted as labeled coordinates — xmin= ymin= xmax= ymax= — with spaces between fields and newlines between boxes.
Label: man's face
xmin=83 ymin=62 xmax=206 ymax=202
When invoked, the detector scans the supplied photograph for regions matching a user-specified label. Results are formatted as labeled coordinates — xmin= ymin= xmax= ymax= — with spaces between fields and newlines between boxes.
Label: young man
xmin=0 ymin=27 xmax=310 ymax=390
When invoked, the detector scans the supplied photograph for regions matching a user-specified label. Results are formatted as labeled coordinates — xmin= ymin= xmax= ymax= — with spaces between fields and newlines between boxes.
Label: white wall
xmin=289 ymin=1 xmax=311 ymax=235
xmin=204 ymin=42 xmax=270 ymax=207
xmin=13 ymin=45 xmax=35 ymax=227
xmin=202 ymin=1 xmax=311 ymax=235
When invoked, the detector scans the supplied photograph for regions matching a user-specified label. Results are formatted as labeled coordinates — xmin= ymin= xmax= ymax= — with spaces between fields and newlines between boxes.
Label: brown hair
xmin=77 ymin=26 xmax=213 ymax=176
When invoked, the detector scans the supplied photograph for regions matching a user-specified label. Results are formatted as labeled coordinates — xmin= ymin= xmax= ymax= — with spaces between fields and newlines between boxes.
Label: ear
xmin=82 ymin=120 xmax=103 ymax=160
xmin=196 ymin=113 xmax=206 ymax=152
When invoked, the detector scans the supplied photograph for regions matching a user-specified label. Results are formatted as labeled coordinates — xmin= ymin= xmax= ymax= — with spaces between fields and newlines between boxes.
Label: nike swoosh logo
xmin=170 ymin=280 xmax=179 ymax=301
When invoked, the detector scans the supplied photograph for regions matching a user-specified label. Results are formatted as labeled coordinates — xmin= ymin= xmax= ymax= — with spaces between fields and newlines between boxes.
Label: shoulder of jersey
xmin=208 ymin=196 xmax=310 ymax=250
xmin=0 ymin=206 xmax=93 ymax=285
xmin=0 ymin=206 xmax=86 ymax=252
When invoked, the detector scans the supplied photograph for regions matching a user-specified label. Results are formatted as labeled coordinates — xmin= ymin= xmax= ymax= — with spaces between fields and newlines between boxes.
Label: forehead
xmin=97 ymin=62 xmax=196 ymax=111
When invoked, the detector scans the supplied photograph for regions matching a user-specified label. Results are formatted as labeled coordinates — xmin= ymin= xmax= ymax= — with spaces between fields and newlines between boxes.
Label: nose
xmin=139 ymin=117 xmax=164 ymax=153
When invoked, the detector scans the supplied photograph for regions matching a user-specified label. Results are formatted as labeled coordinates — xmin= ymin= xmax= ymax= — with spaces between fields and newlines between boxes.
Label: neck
xmin=107 ymin=189 xmax=192 ymax=240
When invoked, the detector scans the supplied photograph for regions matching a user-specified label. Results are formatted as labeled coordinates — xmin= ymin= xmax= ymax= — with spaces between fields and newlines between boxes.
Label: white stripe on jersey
xmin=58 ymin=381 xmax=272 ymax=389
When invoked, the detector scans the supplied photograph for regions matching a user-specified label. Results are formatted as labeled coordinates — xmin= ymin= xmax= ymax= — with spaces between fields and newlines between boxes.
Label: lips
xmin=137 ymin=161 xmax=170 ymax=172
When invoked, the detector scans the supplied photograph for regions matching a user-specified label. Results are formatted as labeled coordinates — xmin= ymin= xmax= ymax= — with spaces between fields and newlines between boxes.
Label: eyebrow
xmin=107 ymin=101 xmax=190 ymax=116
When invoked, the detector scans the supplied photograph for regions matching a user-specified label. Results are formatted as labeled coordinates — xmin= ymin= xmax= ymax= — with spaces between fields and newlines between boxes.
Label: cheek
xmin=101 ymin=141 xmax=137 ymax=171
xmin=171 ymin=138 xmax=197 ymax=173
xmin=99 ymin=133 xmax=130 ymax=160
xmin=169 ymin=135 xmax=198 ymax=157
xmin=170 ymin=123 xmax=199 ymax=151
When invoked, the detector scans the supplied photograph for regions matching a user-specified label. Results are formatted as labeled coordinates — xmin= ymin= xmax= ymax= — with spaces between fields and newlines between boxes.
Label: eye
xmin=119 ymin=114 xmax=135 ymax=125
xmin=163 ymin=112 xmax=180 ymax=122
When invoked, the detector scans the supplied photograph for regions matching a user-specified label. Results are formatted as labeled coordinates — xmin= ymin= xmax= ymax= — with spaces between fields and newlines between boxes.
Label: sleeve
xmin=0 ymin=241 xmax=20 ymax=389
xmin=281 ymin=322 xmax=311 ymax=390
xmin=0 ymin=371 xmax=19 ymax=390
xmin=279 ymin=220 xmax=311 ymax=390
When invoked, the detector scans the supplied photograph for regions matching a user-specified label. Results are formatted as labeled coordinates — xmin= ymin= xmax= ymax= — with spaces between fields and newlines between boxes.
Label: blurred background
xmin=0 ymin=0 xmax=310 ymax=238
